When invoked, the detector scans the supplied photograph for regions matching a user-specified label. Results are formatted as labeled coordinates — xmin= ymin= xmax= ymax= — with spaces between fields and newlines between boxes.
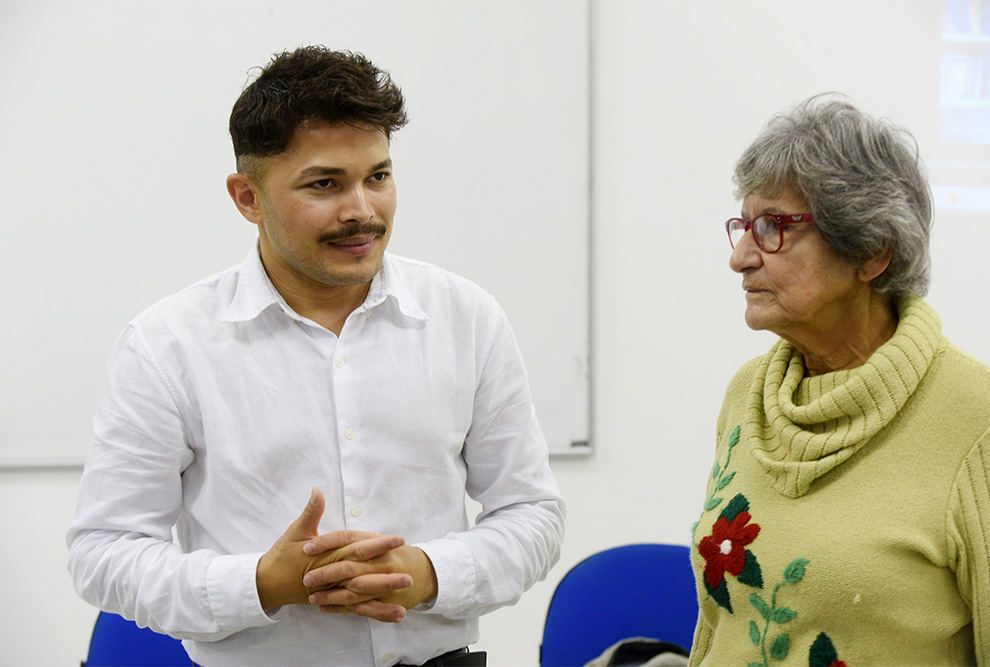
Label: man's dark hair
xmin=229 ymin=46 xmax=408 ymax=174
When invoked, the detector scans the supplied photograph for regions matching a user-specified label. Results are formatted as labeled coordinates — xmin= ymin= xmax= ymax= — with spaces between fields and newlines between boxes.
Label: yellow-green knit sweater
xmin=689 ymin=296 xmax=990 ymax=666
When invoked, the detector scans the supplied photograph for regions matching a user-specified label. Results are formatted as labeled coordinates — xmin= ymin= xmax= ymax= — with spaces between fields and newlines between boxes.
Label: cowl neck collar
xmin=747 ymin=294 xmax=942 ymax=497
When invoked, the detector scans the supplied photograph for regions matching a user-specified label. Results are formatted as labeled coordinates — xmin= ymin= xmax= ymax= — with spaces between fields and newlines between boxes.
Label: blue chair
xmin=84 ymin=611 xmax=192 ymax=667
xmin=540 ymin=543 xmax=699 ymax=666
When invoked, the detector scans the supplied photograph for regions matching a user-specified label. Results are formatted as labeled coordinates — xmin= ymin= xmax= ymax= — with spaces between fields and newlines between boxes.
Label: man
xmin=67 ymin=46 xmax=565 ymax=667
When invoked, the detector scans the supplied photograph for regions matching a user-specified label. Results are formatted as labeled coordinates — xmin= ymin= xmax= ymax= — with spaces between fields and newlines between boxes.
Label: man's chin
xmin=317 ymin=257 xmax=384 ymax=288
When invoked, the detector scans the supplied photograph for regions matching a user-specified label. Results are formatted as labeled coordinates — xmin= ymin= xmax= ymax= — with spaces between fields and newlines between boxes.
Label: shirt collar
xmin=221 ymin=243 xmax=281 ymax=323
xmin=363 ymin=253 xmax=429 ymax=322
xmin=221 ymin=244 xmax=428 ymax=324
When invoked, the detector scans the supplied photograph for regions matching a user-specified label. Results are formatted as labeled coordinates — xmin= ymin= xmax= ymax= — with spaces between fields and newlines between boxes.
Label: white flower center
xmin=719 ymin=539 xmax=733 ymax=555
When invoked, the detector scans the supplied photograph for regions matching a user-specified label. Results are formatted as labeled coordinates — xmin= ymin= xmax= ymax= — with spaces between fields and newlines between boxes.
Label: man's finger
xmin=319 ymin=601 xmax=407 ymax=624
xmin=306 ymin=572 xmax=413 ymax=599
xmin=304 ymin=531 xmax=404 ymax=557
xmin=288 ymin=488 xmax=325 ymax=540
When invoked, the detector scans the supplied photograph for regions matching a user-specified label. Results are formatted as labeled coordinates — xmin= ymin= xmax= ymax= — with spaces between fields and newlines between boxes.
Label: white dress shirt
xmin=67 ymin=246 xmax=565 ymax=666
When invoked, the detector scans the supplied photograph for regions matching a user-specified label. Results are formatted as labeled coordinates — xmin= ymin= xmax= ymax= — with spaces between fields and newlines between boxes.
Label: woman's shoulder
xmin=928 ymin=340 xmax=990 ymax=413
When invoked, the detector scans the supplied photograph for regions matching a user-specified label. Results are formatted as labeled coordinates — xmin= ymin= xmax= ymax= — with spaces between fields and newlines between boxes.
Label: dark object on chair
xmin=84 ymin=611 xmax=192 ymax=667
xmin=540 ymin=543 xmax=699 ymax=666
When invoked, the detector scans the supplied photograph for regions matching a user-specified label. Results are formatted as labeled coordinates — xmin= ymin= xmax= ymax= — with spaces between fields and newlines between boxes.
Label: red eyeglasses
xmin=725 ymin=213 xmax=814 ymax=253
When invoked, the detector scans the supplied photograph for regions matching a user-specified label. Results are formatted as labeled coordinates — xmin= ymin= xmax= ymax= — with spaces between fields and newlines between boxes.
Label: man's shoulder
xmin=384 ymin=254 xmax=495 ymax=303
xmin=129 ymin=264 xmax=242 ymax=330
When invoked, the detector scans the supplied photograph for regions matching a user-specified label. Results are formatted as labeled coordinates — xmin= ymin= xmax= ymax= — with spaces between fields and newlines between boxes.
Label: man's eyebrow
xmin=298 ymin=166 xmax=346 ymax=178
xmin=297 ymin=159 xmax=393 ymax=179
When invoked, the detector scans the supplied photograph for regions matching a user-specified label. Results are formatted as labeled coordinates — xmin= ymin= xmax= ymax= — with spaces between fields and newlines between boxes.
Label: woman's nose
xmin=728 ymin=230 xmax=762 ymax=273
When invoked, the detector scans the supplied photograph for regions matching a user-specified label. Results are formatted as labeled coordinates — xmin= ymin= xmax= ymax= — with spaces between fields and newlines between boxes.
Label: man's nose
xmin=340 ymin=186 xmax=374 ymax=223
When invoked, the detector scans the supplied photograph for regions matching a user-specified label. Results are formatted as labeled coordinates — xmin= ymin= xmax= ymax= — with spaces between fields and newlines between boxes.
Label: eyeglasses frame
xmin=725 ymin=213 xmax=815 ymax=253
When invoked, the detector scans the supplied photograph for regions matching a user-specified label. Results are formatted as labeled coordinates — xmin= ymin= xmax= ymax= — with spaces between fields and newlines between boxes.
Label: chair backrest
xmin=540 ymin=543 xmax=699 ymax=667
xmin=85 ymin=611 xmax=191 ymax=667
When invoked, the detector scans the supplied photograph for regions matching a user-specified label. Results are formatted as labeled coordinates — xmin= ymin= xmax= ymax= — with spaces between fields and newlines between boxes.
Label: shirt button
xmin=380 ymin=655 xmax=394 ymax=665
xmin=335 ymin=356 xmax=345 ymax=368
xmin=350 ymin=505 xmax=362 ymax=518
xmin=343 ymin=427 xmax=355 ymax=440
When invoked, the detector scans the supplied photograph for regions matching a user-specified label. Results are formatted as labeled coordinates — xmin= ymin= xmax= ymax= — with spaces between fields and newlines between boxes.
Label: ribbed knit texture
xmin=689 ymin=296 xmax=990 ymax=666
xmin=749 ymin=295 xmax=942 ymax=498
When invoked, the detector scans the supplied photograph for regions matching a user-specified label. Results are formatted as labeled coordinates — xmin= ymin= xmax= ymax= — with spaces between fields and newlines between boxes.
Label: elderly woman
xmin=689 ymin=95 xmax=990 ymax=666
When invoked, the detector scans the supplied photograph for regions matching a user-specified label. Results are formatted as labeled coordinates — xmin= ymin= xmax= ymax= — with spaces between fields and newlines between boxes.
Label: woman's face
xmin=729 ymin=188 xmax=872 ymax=346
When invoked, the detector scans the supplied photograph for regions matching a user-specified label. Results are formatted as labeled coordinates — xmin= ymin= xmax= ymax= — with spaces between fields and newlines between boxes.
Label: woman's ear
xmin=859 ymin=246 xmax=893 ymax=282
xmin=226 ymin=173 xmax=264 ymax=224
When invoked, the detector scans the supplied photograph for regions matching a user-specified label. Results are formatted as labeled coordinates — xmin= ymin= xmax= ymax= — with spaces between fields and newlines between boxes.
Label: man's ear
xmin=858 ymin=246 xmax=893 ymax=282
xmin=226 ymin=173 xmax=264 ymax=225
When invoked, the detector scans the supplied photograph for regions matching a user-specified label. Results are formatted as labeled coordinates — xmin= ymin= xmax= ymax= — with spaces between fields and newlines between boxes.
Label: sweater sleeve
xmin=687 ymin=614 xmax=713 ymax=666
xmin=946 ymin=425 xmax=990 ymax=665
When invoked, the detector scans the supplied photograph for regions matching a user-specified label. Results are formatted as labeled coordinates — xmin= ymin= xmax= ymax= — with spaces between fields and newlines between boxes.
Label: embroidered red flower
xmin=699 ymin=510 xmax=761 ymax=589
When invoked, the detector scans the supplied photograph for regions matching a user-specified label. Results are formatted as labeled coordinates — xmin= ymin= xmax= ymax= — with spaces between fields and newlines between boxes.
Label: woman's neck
xmin=786 ymin=293 xmax=898 ymax=376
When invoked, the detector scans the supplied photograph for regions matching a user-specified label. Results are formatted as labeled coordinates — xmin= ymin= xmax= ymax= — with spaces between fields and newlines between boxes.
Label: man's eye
xmin=311 ymin=179 xmax=333 ymax=189
xmin=370 ymin=171 xmax=390 ymax=183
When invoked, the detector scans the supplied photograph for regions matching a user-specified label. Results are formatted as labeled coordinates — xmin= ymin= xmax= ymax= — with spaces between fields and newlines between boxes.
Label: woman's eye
xmin=754 ymin=216 xmax=779 ymax=235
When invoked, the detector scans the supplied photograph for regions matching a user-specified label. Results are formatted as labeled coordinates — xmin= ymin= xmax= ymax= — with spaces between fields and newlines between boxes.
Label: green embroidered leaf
xmin=719 ymin=493 xmax=749 ymax=523
xmin=728 ymin=425 xmax=741 ymax=450
xmin=782 ymin=558 xmax=809 ymax=584
xmin=749 ymin=593 xmax=770 ymax=619
xmin=737 ymin=549 xmax=764 ymax=588
xmin=706 ymin=577 xmax=733 ymax=612
xmin=712 ymin=462 xmax=721 ymax=479
xmin=746 ymin=663 xmax=764 ymax=667
xmin=690 ymin=521 xmax=699 ymax=538
xmin=715 ymin=470 xmax=736 ymax=491
xmin=768 ymin=634 xmax=790 ymax=660
xmin=748 ymin=620 xmax=760 ymax=645
xmin=704 ymin=497 xmax=723 ymax=511
xmin=770 ymin=606 xmax=796 ymax=623
xmin=808 ymin=632 xmax=838 ymax=667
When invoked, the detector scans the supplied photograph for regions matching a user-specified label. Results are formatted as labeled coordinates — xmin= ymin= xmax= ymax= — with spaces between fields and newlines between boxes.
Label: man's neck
xmin=274 ymin=279 xmax=371 ymax=336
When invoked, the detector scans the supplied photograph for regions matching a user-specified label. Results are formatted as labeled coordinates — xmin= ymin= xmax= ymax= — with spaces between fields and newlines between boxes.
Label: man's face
xmin=252 ymin=121 xmax=396 ymax=294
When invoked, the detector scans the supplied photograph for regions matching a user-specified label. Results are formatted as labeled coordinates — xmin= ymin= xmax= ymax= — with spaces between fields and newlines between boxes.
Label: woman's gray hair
xmin=733 ymin=94 xmax=933 ymax=298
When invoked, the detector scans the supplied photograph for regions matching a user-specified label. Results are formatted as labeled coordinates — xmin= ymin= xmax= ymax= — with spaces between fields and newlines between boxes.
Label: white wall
xmin=0 ymin=0 xmax=590 ymax=465
xmin=4 ymin=1 xmax=989 ymax=665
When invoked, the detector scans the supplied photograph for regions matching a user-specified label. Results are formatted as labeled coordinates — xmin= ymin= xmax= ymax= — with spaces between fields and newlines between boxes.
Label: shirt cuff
xmin=414 ymin=539 xmax=475 ymax=618
xmin=205 ymin=552 xmax=283 ymax=632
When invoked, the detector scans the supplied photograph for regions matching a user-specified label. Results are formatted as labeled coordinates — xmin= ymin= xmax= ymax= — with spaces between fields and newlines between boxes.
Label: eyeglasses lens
xmin=728 ymin=221 xmax=747 ymax=248
xmin=753 ymin=216 xmax=781 ymax=252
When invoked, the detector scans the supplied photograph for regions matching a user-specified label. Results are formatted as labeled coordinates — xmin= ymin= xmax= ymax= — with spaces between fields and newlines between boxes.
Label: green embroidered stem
xmin=758 ymin=581 xmax=785 ymax=665
xmin=747 ymin=558 xmax=807 ymax=666
xmin=693 ymin=425 xmax=741 ymax=543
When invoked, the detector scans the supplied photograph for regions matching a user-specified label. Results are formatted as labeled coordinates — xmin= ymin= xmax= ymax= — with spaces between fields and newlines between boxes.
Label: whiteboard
xmin=0 ymin=0 xmax=591 ymax=465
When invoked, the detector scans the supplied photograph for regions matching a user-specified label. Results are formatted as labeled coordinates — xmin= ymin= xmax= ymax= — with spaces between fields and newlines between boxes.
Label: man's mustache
xmin=318 ymin=223 xmax=388 ymax=243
